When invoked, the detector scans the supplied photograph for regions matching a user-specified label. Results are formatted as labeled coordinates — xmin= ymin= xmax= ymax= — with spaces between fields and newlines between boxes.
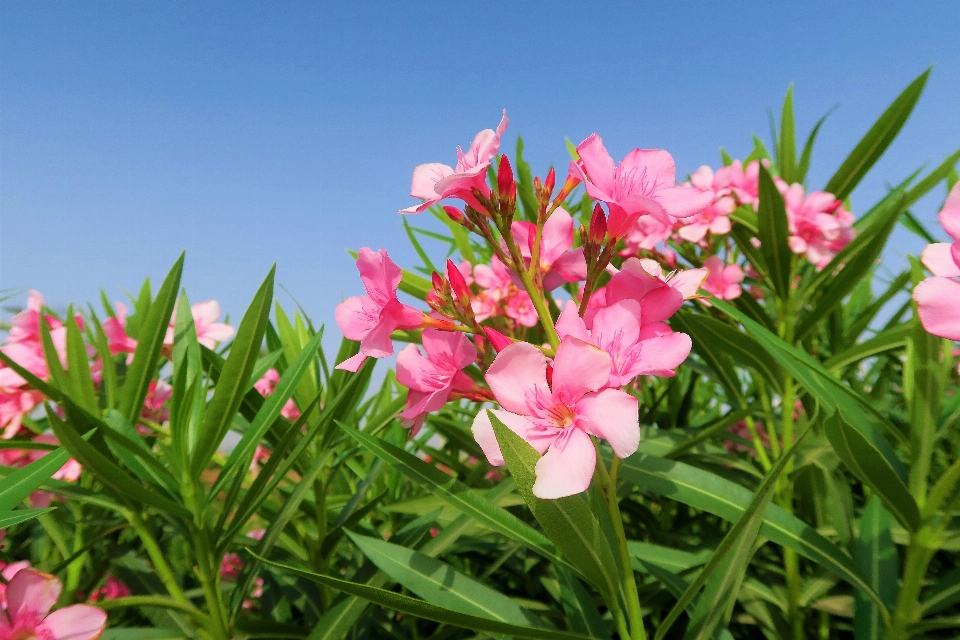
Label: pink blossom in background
xmin=504 ymin=291 xmax=538 ymax=327
xmin=556 ymin=300 xmax=692 ymax=386
xmin=778 ymin=181 xmax=854 ymax=268
xmin=141 ymin=379 xmax=173 ymax=424
xmin=253 ymin=369 xmax=301 ymax=420
xmin=921 ymin=182 xmax=960 ymax=277
xmin=470 ymin=256 xmax=539 ymax=327
xmin=102 ymin=302 xmax=138 ymax=356
xmin=472 ymin=338 xmax=639 ymax=499
xmin=90 ymin=576 xmax=131 ymax=602
xmin=623 ymin=214 xmax=676 ymax=255
xmin=249 ymin=444 xmax=270 ymax=473
xmin=510 ymin=208 xmax=587 ymax=290
xmin=401 ymin=111 xmax=508 ymax=214
xmin=721 ymin=160 xmax=761 ymax=206
xmin=724 ymin=421 xmax=770 ymax=457
xmin=396 ymin=330 xmax=479 ymax=435
xmin=702 ymin=256 xmax=744 ymax=301
xmin=572 ymin=134 xmax=712 ymax=239
xmin=164 ymin=300 xmax=235 ymax=350
xmin=0 ymin=388 xmax=44 ymax=439
xmin=220 ymin=553 xmax=244 ymax=581
xmin=0 ymin=568 xmax=106 ymax=640
xmin=335 ymin=248 xmax=427 ymax=372
xmin=675 ymin=166 xmax=736 ymax=243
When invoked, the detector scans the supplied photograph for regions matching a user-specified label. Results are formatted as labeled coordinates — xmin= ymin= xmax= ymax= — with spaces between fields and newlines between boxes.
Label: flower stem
xmin=594 ymin=442 xmax=646 ymax=640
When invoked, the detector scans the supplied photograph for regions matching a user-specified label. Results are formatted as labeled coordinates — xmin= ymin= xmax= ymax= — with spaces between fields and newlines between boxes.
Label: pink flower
xmin=401 ymin=111 xmax=508 ymax=214
xmin=4 ymin=291 xmax=49 ymax=346
xmin=571 ymin=134 xmax=712 ymax=239
xmin=556 ymin=300 xmax=692 ymax=386
xmin=471 ymin=337 xmax=639 ymax=499
xmin=702 ymin=256 xmax=744 ymax=301
xmin=778 ymin=181 xmax=854 ymax=268
xmin=249 ymin=445 xmax=270 ymax=473
xmin=510 ymin=208 xmax=587 ymax=290
xmin=253 ymin=369 xmax=300 ymax=420
xmin=102 ymin=302 xmax=137 ymax=356
xmin=921 ymin=182 xmax=960 ymax=278
xmin=0 ymin=389 xmax=44 ymax=439
xmin=164 ymin=301 xmax=235 ymax=350
xmin=220 ymin=553 xmax=244 ymax=581
xmin=141 ymin=379 xmax=172 ymax=423
xmin=504 ymin=291 xmax=538 ymax=327
xmin=675 ymin=167 xmax=736 ymax=243
xmin=0 ymin=561 xmax=31 ymax=608
xmin=90 ymin=576 xmax=130 ymax=602
xmin=335 ymin=248 xmax=427 ymax=372
xmin=0 ymin=568 xmax=106 ymax=639
xmin=396 ymin=330 xmax=479 ymax=436
xmin=718 ymin=160 xmax=760 ymax=206
xmin=623 ymin=214 xmax=676 ymax=254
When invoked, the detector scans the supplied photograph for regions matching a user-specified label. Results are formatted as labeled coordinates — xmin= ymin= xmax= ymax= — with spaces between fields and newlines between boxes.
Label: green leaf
xmin=516 ymin=136 xmax=541 ymax=222
xmin=340 ymin=422 xmax=567 ymax=571
xmin=670 ymin=314 xmax=742 ymax=402
xmin=192 ymin=265 xmax=275 ymax=475
xmin=120 ymin=253 xmax=184 ymax=424
xmin=824 ymin=68 xmax=930 ymax=200
xmin=64 ymin=310 xmax=98 ymax=414
xmin=921 ymin=567 xmax=960 ymax=616
xmin=0 ymin=446 xmax=70 ymax=511
xmin=556 ymin=567 xmax=613 ymax=640
xmin=756 ymin=165 xmax=792 ymax=299
xmin=489 ymin=412 xmax=621 ymax=608
xmin=211 ymin=329 xmax=323 ymax=502
xmin=347 ymin=531 xmax=545 ymax=625
xmin=796 ymin=105 xmax=837 ymax=184
xmin=853 ymin=496 xmax=898 ymax=640
xmin=259 ymin=555 xmax=594 ymax=640
xmin=0 ymin=509 xmax=55 ymax=529
xmin=655 ymin=429 xmax=807 ymax=640
xmin=824 ymin=412 xmax=920 ymax=532
xmin=824 ymin=324 xmax=911 ymax=371
xmin=400 ymin=268 xmax=432 ymax=300
xmin=795 ymin=190 xmax=905 ymax=341
xmin=778 ymin=84 xmax=797 ymax=182
xmin=614 ymin=453 xmax=886 ymax=611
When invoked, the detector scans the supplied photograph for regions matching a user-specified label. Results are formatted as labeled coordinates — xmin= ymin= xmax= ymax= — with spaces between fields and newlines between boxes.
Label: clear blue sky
xmin=2 ymin=1 xmax=958 ymax=333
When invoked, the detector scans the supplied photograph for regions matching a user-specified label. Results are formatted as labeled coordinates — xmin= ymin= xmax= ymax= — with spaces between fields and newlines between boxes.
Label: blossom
xmin=335 ymin=248 xmax=427 ymax=372
xmin=90 ymin=576 xmax=130 ymax=602
xmin=717 ymin=160 xmax=760 ymax=206
xmin=623 ymin=214 xmax=676 ymax=254
xmin=471 ymin=337 xmax=639 ymax=499
xmin=0 ymin=561 xmax=31 ymax=608
xmin=778 ymin=181 xmax=855 ymax=268
xmin=471 ymin=256 xmax=538 ymax=327
xmin=914 ymin=184 xmax=960 ymax=344
xmin=702 ymin=256 xmax=744 ymax=301
xmin=675 ymin=167 xmax=736 ymax=243
xmin=221 ymin=553 xmax=244 ymax=581
xmin=102 ymin=302 xmax=137 ymax=356
xmin=510 ymin=208 xmax=587 ymax=290
xmin=556 ymin=300 xmax=692 ymax=386
xmin=165 ymin=301 xmax=235 ymax=350
xmin=253 ymin=369 xmax=300 ymax=420
xmin=0 ymin=568 xmax=106 ymax=639
xmin=396 ymin=330 xmax=479 ymax=435
xmin=141 ymin=379 xmax=173 ymax=423
xmin=920 ymin=182 xmax=960 ymax=277
xmin=401 ymin=111 xmax=508 ymax=214
xmin=571 ymin=134 xmax=712 ymax=239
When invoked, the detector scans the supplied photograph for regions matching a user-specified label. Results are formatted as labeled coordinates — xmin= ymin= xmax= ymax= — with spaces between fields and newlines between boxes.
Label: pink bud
xmin=544 ymin=167 xmax=556 ymax=195
xmin=481 ymin=327 xmax=513 ymax=353
xmin=554 ymin=161 xmax=582 ymax=204
xmin=590 ymin=204 xmax=607 ymax=245
xmin=447 ymin=260 xmax=470 ymax=302
xmin=498 ymin=155 xmax=516 ymax=202
xmin=431 ymin=271 xmax=445 ymax=293
xmin=442 ymin=205 xmax=465 ymax=224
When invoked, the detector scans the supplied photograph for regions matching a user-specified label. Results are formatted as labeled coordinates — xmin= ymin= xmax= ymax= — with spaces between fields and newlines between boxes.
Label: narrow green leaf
xmin=853 ymin=496 xmax=898 ymax=640
xmin=556 ymin=567 xmax=612 ymax=640
xmin=824 ymin=412 xmax=920 ymax=532
xmin=756 ymin=165 xmax=792 ymax=299
xmin=192 ymin=265 xmax=275 ymax=475
xmin=120 ymin=254 xmax=184 ymax=424
xmin=0 ymin=446 xmax=70 ymax=511
xmin=778 ymin=84 xmax=797 ymax=182
xmin=347 ymin=532 xmax=544 ymax=625
xmin=921 ymin=567 xmax=960 ymax=616
xmin=825 ymin=68 xmax=930 ymax=200
xmin=490 ymin=412 xmax=621 ymax=608
xmin=64 ymin=311 xmax=98 ymax=414
xmin=824 ymin=324 xmax=911 ymax=371
xmin=260 ymin=555 xmax=593 ymax=640
xmin=796 ymin=106 xmax=837 ymax=184
xmin=0 ymin=509 xmax=55 ymax=529
xmin=341 ymin=422 xmax=568 ymax=571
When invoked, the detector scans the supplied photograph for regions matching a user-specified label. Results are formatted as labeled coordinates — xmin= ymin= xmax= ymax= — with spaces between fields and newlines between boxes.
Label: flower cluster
xmin=336 ymin=113 xmax=720 ymax=498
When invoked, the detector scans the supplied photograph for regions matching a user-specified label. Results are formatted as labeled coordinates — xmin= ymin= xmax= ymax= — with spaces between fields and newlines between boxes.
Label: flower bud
xmin=552 ymin=161 xmax=582 ymax=206
xmin=589 ymin=204 xmax=607 ymax=245
xmin=442 ymin=206 xmax=465 ymax=224
xmin=498 ymin=155 xmax=516 ymax=205
xmin=544 ymin=167 xmax=556 ymax=195
xmin=432 ymin=271 xmax=445 ymax=294
xmin=482 ymin=327 xmax=513 ymax=353
xmin=446 ymin=259 xmax=470 ymax=303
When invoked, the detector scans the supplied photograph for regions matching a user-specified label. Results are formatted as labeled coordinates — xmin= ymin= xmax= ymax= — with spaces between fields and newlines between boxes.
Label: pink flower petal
xmin=630 ymin=332 xmax=692 ymax=378
xmin=471 ymin=409 xmax=546 ymax=466
xmin=6 ymin=568 xmax=60 ymax=624
xmin=578 ymin=388 xmax=640 ymax=458
xmin=357 ymin=248 xmax=403 ymax=306
xmin=532 ymin=428 xmax=595 ymax=499
xmin=914 ymin=277 xmax=960 ymax=341
xmin=485 ymin=343 xmax=549 ymax=415
xmin=554 ymin=301 xmax=590 ymax=343
xmin=575 ymin=134 xmax=617 ymax=198
xmin=667 ymin=268 xmax=708 ymax=300
xmin=409 ymin=163 xmax=454 ymax=201
xmin=938 ymin=182 xmax=960 ymax=240
xmin=551 ymin=337 xmax=611 ymax=398
xmin=335 ymin=352 xmax=367 ymax=372
xmin=639 ymin=287 xmax=683 ymax=324
xmin=654 ymin=186 xmax=712 ymax=219
xmin=36 ymin=604 xmax=108 ymax=640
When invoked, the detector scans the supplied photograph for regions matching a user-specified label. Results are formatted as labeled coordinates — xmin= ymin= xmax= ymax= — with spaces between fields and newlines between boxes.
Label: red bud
xmin=553 ymin=161 xmax=582 ymax=204
xmin=446 ymin=259 xmax=470 ymax=302
xmin=544 ymin=167 xmax=556 ymax=194
xmin=590 ymin=204 xmax=607 ymax=245
xmin=482 ymin=327 xmax=513 ymax=353
xmin=431 ymin=271 xmax=445 ymax=293
xmin=498 ymin=155 xmax=515 ymax=201
xmin=442 ymin=205 xmax=465 ymax=224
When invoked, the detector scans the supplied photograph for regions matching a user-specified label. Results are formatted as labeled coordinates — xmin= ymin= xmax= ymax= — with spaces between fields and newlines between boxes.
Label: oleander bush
xmin=0 ymin=68 xmax=958 ymax=640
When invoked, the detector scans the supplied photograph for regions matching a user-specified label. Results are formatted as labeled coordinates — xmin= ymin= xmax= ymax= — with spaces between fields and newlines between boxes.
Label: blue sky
xmin=2 ymin=1 xmax=958 ymax=333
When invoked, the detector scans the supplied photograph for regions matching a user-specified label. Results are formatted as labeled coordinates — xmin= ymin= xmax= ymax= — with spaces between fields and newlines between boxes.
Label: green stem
xmin=124 ymin=509 xmax=190 ymax=607
xmin=97 ymin=595 xmax=212 ymax=627
xmin=503 ymin=232 xmax=559 ymax=349
xmin=889 ymin=527 xmax=937 ymax=640
xmin=594 ymin=443 xmax=647 ymax=640
xmin=193 ymin=526 xmax=231 ymax=638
